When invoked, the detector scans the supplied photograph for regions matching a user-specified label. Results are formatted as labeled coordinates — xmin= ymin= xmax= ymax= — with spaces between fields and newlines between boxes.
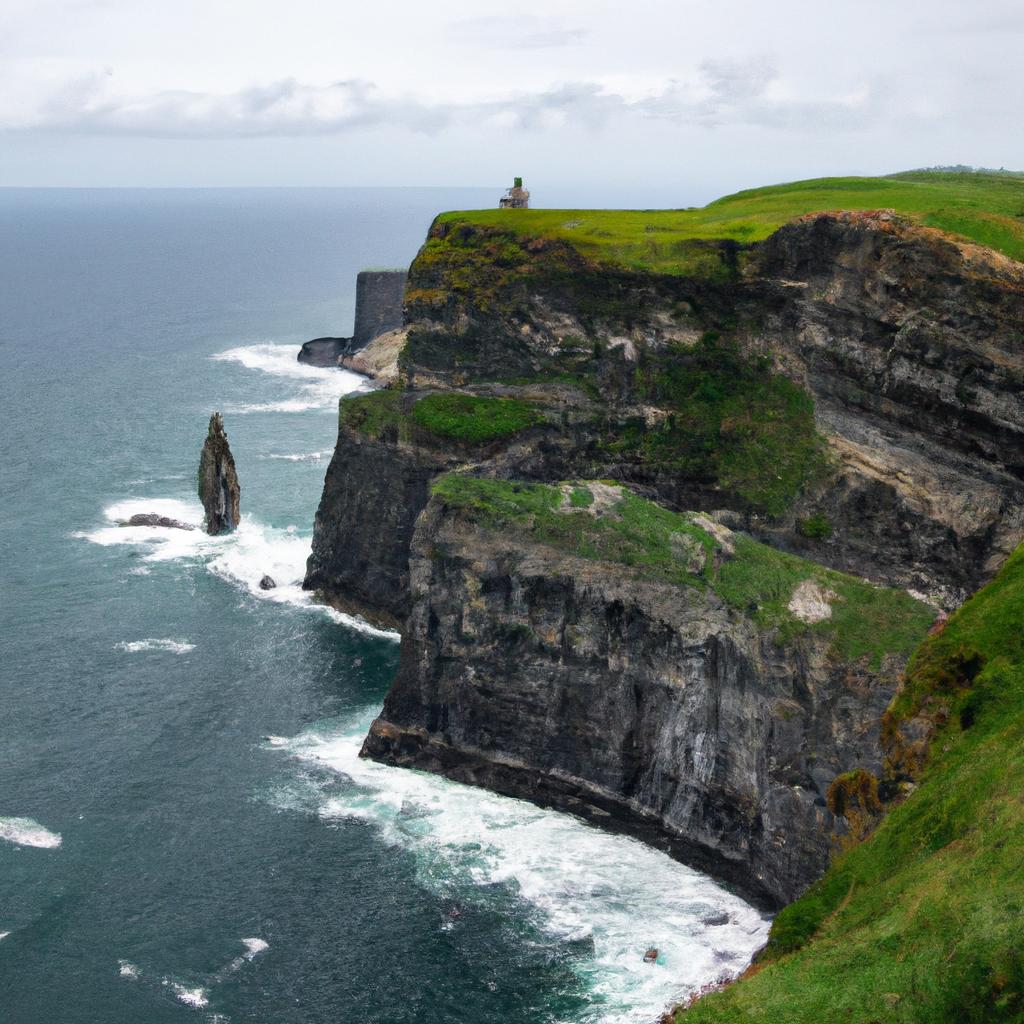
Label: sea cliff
xmin=305 ymin=173 xmax=1024 ymax=921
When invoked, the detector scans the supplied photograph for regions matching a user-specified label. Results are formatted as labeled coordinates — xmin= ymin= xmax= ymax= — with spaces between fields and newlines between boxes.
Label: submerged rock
xmin=197 ymin=412 xmax=240 ymax=536
xmin=118 ymin=513 xmax=194 ymax=531
xmin=258 ymin=575 xmax=276 ymax=590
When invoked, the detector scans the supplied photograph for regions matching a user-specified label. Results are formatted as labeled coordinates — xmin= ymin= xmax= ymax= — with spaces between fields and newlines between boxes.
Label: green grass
xmin=606 ymin=332 xmax=830 ymax=515
xmin=409 ymin=393 xmax=539 ymax=443
xmin=677 ymin=544 xmax=1024 ymax=1024
xmin=798 ymin=513 xmax=833 ymax=540
xmin=431 ymin=476 xmax=933 ymax=666
xmin=339 ymin=388 xmax=404 ymax=439
xmin=339 ymin=390 xmax=539 ymax=445
xmin=434 ymin=171 xmax=1024 ymax=273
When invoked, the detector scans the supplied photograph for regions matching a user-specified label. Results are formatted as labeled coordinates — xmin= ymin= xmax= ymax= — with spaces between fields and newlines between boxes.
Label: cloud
xmin=3 ymin=60 xmax=877 ymax=138
xmin=449 ymin=15 xmax=588 ymax=49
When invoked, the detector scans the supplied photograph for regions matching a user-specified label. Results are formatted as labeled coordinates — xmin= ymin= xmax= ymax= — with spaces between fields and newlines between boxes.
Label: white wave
xmin=166 ymin=981 xmax=208 ymax=1008
xmin=268 ymin=711 xmax=771 ymax=1024
xmin=266 ymin=449 xmax=333 ymax=462
xmin=118 ymin=960 xmax=140 ymax=979
xmin=78 ymin=498 xmax=397 ymax=641
xmin=0 ymin=932 xmax=10 ymax=942
xmin=241 ymin=937 xmax=268 ymax=958
xmin=212 ymin=343 xmax=364 ymax=413
xmin=116 ymin=639 xmax=195 ymax=654
xmin=0 ymin=816 xmax=62 ymax=849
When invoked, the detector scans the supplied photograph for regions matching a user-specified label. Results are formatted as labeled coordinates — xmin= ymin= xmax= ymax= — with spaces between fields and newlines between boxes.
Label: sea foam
xmin=212 ymin=343 xmax=365 ymax=413
xmin=0 ymin=816 xmax=62 ymax=849
xmin=268 ymin=710 xmax=771 ymax=1024
xmin=116 ymin=639 xmax=195 ymax=654
xmin=78 ymin=498 xmax=397 ymax=641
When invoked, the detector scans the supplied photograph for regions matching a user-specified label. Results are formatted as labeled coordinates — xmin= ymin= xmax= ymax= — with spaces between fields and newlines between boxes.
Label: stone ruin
xmin=499 ymin=177 xmax=530 ymax=209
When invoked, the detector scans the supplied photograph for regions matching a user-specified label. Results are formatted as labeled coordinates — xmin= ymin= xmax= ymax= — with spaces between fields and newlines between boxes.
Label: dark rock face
xmin=119 ymin=513 xmax=195 ymax=531
xmin=297 ymin=337 xmax=350 ymax=367
xmin=353 ymin=270 xmax=407 ymax=348
xmin=304 ymin=430 xmax=457 ymax=628
xmin=197 ymin=412 xmax=240 ymax=536
xmin=307 ymin=211 xmax=1023 ymax=904
xmin=747 ymin=212 xmax=1024 ymax=603
xmin=363 ymin=499 xmax=905 ymax=907
xmin=258 ymin=575 xmax=276 ymax=590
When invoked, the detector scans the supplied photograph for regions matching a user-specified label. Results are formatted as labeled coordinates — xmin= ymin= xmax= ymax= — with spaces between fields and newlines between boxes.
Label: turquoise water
xmin=0 ymin=188 xmax=768 ymax=1023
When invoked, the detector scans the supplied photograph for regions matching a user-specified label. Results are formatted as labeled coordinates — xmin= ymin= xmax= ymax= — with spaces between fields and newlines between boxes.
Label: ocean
xmin=0 ymin=187 xmax=769 ymax=1024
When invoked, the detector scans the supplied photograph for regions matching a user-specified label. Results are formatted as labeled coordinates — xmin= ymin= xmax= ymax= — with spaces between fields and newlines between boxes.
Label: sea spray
xmin=211 ymin=344 xmax=365 ymax=413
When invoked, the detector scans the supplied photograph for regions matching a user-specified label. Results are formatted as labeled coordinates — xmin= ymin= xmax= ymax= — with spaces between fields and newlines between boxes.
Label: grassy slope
xmin=677 ymin=544 xmax=1024 ymax=1024
xmin=339 ymin=390 xmax=539 ymax=445
xmin=436 ymin=172 xmax=1024 ymax=273
xmin=432 ymin=476 xmax=933 ymax=667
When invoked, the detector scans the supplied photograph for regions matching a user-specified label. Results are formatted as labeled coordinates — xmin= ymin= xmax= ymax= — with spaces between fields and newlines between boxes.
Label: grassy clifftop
xmin=676 ymin=543 xmax=1024 ymax=1024
xmin=432 ymin=475 xmax=934 ymax=666
xmin=434 ymin=172 xmax=1024 ymax=273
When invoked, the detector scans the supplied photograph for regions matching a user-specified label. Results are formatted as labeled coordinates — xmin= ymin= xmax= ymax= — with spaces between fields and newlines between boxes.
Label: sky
xmin=1 ymin=0 xmax=1022 ymax=202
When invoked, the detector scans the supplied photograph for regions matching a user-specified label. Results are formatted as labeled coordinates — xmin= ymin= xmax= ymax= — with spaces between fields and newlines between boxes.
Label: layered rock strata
xmin=363 ymin=485 xmax=927 ymax=906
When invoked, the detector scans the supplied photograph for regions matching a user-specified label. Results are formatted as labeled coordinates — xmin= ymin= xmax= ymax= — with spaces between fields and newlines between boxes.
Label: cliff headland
xmin=305 ymin=171 xmax=1024 ymax=1018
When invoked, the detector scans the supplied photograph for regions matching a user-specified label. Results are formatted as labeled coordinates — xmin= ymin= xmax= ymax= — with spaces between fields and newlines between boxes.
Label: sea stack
xmin=198 ymin=412 xmax=240 ymax=535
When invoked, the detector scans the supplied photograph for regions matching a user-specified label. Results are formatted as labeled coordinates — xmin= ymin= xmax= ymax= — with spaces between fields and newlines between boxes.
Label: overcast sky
xmin=1 ymin=0 xmax=1022 ymax=201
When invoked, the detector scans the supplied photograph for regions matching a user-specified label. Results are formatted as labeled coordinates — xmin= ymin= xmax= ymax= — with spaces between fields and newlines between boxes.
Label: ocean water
xmin=0 ymin=188 xmax=769 ymax=1024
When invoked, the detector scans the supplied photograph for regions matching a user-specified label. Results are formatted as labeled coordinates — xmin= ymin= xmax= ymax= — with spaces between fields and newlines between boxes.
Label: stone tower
xmin=498 ymin=177 xmax=530 ymax=209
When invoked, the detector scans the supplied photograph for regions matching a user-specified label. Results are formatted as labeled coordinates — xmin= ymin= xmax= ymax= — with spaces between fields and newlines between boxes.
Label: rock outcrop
xmin=363 ymin=484 xmax=929 ymax=906
xmin=197 ymin=412 xmax=240 ymax=536
xmin=297 ymin=337 xmax=351 ymax=367
xmin=298 ymin=270 xmax=408 ymax=368
xmin=119 ymin=513 xmax=194 ymax=531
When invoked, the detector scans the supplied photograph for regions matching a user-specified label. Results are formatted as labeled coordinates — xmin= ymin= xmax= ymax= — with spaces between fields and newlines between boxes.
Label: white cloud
xmin=3 ymin=61 xmax=875 ymax=138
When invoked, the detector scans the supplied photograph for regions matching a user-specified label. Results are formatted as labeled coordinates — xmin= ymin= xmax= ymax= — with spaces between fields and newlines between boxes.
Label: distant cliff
xmin=298 ymin=269 xmax=407 ymax=368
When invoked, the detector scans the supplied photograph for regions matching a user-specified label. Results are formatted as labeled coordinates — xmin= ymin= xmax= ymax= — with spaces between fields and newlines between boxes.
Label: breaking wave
xmin=78 ymin=498 xmax=396 ymax=641
xmin=0 ymin=816 xmax=62 ymax=849
xmin=266 ymin=710 xmax=771 ymax=1024
xmin=212 ymin=343 xmax=365 ymax=413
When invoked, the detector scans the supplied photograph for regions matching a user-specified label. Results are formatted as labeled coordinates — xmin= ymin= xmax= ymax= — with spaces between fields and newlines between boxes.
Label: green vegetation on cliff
xmin=410 ymin=393 xmax=539 ymax=443
xmin=435 ymin=171 xmax=1024 ymax=272
xmin=339 ymin=390 xmax=539 ymax=445
xmin=677 ymin=544 xmax=1024 ymax=1024
xmin=431 ymin=476 xmax=933 ymax=665
xmin=606 ymin=332 xmax=830 ymax=515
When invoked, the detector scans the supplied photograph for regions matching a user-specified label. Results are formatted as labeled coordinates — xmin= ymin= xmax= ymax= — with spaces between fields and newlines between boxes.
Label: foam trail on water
xmin=212 ymin=343 xmax=365 ymax=413
xmin=116 ymin=639 xmax=195 ymax=654
xmin=0 ymin=817 xmax=62 ymax=849
xmin=0 ymin=932 xmax=10 ymax=942
xmin=268 ymin=710 xmax=771 ymax=1024
xmin=265 ymin=449 xmax=334 ymax=462
xmin=78 ymin=498 xmax=397 ymax=641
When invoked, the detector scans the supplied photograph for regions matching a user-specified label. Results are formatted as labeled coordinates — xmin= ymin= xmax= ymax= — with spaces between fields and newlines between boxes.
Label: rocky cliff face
xmin=198 ymin=412 xmax=240 ymax=536
xmin=362 ymin=484 xmax=927 ymax=906
xmin=307 ymin=211 xmax=1024 ymax=621
xmin=305 ymin=425 xmax=455 ymax=628
xmin=748 ymin=212 xmax=1024 ymax=604
xmin=304 ymin=209 xmax=1023 ymax=903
